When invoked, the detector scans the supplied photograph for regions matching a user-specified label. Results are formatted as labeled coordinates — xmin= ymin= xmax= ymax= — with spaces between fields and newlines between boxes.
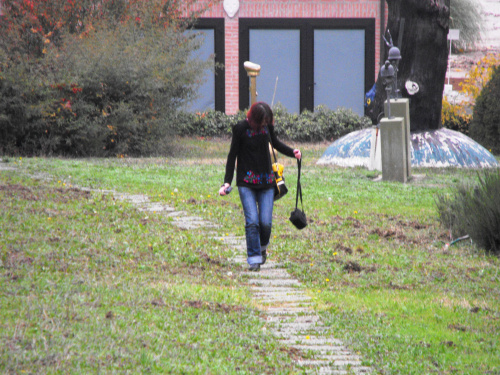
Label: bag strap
xmin=295 ymin=158 xmax=304 ymax=210
xmin=267 ymin=129 xmax=278 ymax=164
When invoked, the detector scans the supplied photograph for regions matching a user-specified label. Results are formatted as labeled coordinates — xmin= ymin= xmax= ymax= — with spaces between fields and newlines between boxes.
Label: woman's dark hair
xmin=247 ymin=102 xmax=273 ymax=131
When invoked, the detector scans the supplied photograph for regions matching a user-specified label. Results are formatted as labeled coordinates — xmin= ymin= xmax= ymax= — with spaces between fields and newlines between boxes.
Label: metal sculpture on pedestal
xmin=384 ymin=31 xmax=402 ymax=100
xmin=380 ymin=61 xmax=395 ymax=119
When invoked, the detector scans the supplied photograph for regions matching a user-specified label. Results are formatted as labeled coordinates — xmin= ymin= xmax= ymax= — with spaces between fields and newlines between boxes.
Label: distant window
xmin=240 ymin=19 xmax=375 ymax=114
xmin=186 ymin=29 xmax=216 ymax=112
xmin=315 ymin=29 xmax=365 ymax=115
xmin=187 ymin=19 xmax=225 ymax=112
xmin=249 ymin=29 xmax=300 ymax=112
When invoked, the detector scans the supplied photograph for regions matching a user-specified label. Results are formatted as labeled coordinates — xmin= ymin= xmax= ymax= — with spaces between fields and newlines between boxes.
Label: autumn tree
xmin=0 ymin=0 xmax=215 ymax=156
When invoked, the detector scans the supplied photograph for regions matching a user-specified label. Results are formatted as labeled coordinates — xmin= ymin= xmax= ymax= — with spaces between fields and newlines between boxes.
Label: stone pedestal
xmin=380 ymin=117 xmax=407 ymax=183
xmin=369 ymin=127 xmax=382 ymax=171
xmin=384 ymin=99 xmax=411 ymax=179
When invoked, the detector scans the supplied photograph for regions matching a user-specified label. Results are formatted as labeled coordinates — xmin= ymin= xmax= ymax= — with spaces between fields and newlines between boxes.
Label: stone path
xmin=116 ymin=191 xmax=372 ymax=374
xmin=0 ymin=161 xmax=371 ymax=374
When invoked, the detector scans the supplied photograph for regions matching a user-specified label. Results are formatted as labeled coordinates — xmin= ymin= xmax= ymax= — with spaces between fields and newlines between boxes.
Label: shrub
xmin=173 ymin=110 xmax=246 ymax=137
xmin=0 ymin=0 xmax=214 ymax=156
xmin=174 ymin=105 xmax=372 ymax=142
xmin=441 ymin=97 xmax=472 ymax=135
xmin=272 ymin=104 xmax=372 ymax=142
xmin=469 ymin=65 xmax=500 ymax=155
xmin=435 ymin=170 xmax=500 ymax=255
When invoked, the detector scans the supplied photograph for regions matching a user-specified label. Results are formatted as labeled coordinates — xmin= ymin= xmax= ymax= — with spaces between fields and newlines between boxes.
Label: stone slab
xmin=138 ymin=203 xmax=175 ymax=212
xmin=274 ymin=322 xmax=324 ymax=331
xmin=252 ymin=286 xmax=301 ymax=293
xmin=243 ymin=268 xmax=291 ymax=278
xmin=247 ymin=278 xmax=301 ymax=286
xmin=263 ymin=315 xmax=320 ymax=323
xmin=265 ymin=307 xmax=313 ymax=315
xmin=120 ymin=194 xmax=149 ymax=203
xmin=254 ymin=293 xmax=311 ymax=300
xmin=297 ymin=359 xmax=362 ymax=367
xmin=290 ymin=345 xmax=350 ymax=354
xmin=165 ymin=211 xmax=189 ymax=217
xmin=315 ymin=366 xmax=372 ymax=374
xmin=280 ymin=336 xmax=343 ymax=345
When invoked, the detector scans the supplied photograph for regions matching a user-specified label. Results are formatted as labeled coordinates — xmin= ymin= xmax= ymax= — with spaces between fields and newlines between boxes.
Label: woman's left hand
xmin=293 ymin=149 xmax=302 ymax=160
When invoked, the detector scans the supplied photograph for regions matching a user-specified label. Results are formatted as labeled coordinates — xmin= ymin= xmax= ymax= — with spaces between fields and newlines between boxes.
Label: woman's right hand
xmin=219 ymin=183 xmax=230 ymax=196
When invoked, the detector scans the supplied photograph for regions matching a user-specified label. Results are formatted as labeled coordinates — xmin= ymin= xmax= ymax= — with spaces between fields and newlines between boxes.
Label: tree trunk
xmin=368 ymin=0 xmax=450 ymax=131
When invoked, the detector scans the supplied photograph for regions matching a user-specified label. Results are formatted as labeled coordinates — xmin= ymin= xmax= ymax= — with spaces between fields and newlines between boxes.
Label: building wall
xmin=192 ymin=0 xmax=383 ymax=114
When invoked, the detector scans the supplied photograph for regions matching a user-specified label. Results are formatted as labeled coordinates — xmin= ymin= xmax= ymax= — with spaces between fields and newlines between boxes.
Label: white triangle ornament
xmin=224 ymin=0 xmax=239 ymax=18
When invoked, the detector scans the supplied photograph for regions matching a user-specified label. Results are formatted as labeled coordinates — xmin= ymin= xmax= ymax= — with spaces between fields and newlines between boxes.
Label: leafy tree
xmin=460 ymin=53 xmax=500 ymax=104
xmin=450 ymin=0 xmax=484 ymax=51
xmin=441 ymin=53 xmax=499 ymax=135
xmin=0 ymin=0 xmax=215 ymax=156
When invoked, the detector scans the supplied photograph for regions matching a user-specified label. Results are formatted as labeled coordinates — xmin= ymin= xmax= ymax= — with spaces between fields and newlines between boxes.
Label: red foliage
xmin=1 ymin=0 xmax=215 ymax=60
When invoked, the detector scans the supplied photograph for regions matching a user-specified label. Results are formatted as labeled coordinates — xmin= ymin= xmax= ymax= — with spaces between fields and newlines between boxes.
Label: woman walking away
xmin=219 ymin=102 xmax=301 ymax=272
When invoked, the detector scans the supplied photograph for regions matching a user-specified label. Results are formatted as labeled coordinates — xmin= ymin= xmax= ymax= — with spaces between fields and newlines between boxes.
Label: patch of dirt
xmin=199 ymin=252 xmax=226 ymax=267
xmin=441 ymin=341 xmax=455 ymax=347
xmin=369 ymin=223 xmax=425 ymax=245
xmin=151 ymin=298 xmax=166 ymax=307
xmin=0 ymin=184 xmax=39 ymax=201
xmin=371 ymin=228 xmax=398 ymax=238
xmin=183 ymin=300 xmax=244 ymax=314
xmin=279 ymin=346 xmax=306 ymax=361
xmin=397 ymin=220 xmax=429 ymax=230
xmin=3 ymin=252 xmax=34 ymax=270
xmin=0 ymin=183 xmax=91 ymax=203
xmin=329 ymin=252 xmax=378 ymax=274
xmin=448 ymin=323 xmax=467 ymax=332
xmin=345 ymin=216 xmax=362 ymax=228
xmin=336 ymin=244 xmax=353 ymax=254
xmin=418 ymin=341 xmax=431 ymax=348
xmin=388 ymin=281 xmax=413 ymax=290
xmin=343 ymin=261 xmax=363 ymax=273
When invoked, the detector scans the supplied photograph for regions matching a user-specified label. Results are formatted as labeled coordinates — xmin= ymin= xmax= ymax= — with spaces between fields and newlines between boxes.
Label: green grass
xmin=1 ymin=137 xmax=499 ymax=374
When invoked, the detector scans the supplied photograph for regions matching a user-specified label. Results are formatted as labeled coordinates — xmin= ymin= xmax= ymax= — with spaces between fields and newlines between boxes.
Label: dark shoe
xmin=261 ymin=250 xmax=267 ymax=265
xmin=249 ymin=264 xmax=260 ymax=272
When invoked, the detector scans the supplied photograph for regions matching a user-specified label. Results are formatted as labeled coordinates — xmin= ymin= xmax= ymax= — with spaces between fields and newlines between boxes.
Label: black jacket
xmin=224 ymin=120 xmax=295 ymax=189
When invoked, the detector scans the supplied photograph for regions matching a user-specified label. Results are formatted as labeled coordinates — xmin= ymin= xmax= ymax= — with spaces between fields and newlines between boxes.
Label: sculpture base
xmin=317 ymin=127 xmax=499 ymax=169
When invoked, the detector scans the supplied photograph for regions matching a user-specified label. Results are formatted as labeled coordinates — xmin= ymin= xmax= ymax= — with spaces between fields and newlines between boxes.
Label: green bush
xmin=469 ymin=65 xmax=500 ymax=155
xmin=273 ymin=104 xmax=371 ymax=142
xmin=176 ymin=105 xmax=371 ymax=142
xmin=0 ymin=0 xmax=212 ymax=157
xmin=173 ymin=110 xmax=246 ymax=137
xmin=435 ymin=170 xmax=500 ymax=254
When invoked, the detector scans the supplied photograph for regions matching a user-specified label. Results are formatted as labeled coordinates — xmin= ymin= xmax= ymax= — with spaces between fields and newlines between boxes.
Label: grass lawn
xmin=1 ymin=136 xmax=499 ymax=374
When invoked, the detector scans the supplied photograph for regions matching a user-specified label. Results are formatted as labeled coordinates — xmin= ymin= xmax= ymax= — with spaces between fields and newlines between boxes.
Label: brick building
xmin=188 ymin=0 xmax=386 ymax=115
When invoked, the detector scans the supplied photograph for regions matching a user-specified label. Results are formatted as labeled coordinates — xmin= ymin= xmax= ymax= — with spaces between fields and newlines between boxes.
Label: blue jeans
xmin=238 ymin=186 xmax=274 ymax=265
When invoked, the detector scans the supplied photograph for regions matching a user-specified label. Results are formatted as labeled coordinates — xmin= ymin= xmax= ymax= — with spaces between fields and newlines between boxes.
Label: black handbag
xmin=289 ymin=158 xmax=307 ymax=229
xmin=268 ymin=133 xmax=288 ymax=201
